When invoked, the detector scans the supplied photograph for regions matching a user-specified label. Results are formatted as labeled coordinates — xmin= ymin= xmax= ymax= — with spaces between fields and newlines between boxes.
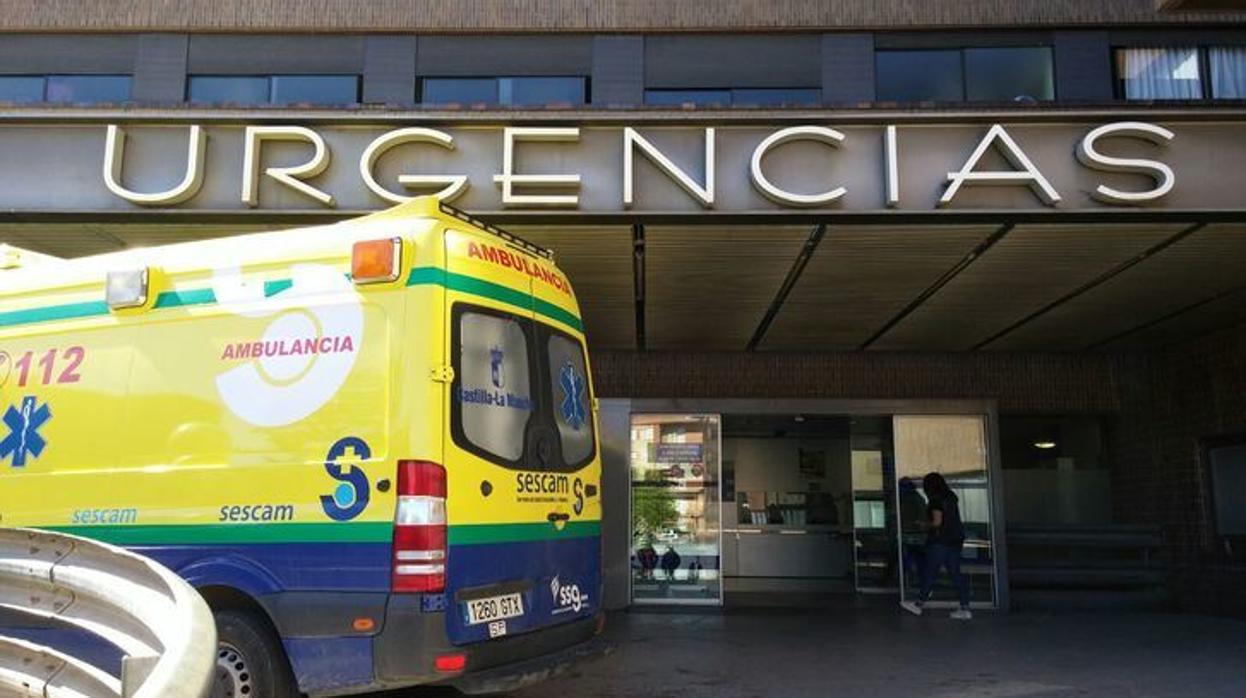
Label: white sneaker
xmin=950 ymin=608 xmax=973 ymax=620
xmin=899 ymin=600 xmax=923 ymax=616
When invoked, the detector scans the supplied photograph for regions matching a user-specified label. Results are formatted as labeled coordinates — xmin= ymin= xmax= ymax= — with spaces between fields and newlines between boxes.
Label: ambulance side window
xmin=451 ymin=306 xmax=536 ymax=465
xmin=545 ymin=330 xmax=595 ymax=468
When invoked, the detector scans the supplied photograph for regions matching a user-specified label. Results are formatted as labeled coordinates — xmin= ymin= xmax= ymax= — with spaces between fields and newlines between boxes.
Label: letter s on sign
xmin=1076 ymin=122 xmax=1175 ymax=205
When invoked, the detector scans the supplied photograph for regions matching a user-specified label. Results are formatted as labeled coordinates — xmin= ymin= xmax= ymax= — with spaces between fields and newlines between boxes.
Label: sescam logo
xmin=213 ymin=264 xmax=363 ymax=427
xmin=550 ymin=575 xmax=587 ymax=615
xmin=320 ymin=436 xmax=371 ymax=521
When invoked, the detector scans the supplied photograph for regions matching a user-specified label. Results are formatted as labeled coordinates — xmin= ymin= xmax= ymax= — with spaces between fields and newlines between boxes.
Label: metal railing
xmin=0 ymin=527 xmax=216 ymax=697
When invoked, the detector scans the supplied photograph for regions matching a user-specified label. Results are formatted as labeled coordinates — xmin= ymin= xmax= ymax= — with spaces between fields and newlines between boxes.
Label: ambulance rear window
xmin=546 ymin=331 xmax=594 ymax=468
xmin=453 ymin=308 xmax=535 ymax=464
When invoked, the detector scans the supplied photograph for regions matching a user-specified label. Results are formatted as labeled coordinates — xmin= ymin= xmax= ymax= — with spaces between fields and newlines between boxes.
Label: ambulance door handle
xmin=547 ymin=512 xmax=571 ymax=523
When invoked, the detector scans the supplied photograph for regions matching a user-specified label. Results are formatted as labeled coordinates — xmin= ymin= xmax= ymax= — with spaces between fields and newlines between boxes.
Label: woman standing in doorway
xmin=900 ymin=472 xmax=972 ymax=620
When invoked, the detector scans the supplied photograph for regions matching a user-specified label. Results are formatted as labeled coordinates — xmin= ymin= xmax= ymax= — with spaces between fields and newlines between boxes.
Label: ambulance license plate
xmin=465 ymin=593 xmax=525 ymax=625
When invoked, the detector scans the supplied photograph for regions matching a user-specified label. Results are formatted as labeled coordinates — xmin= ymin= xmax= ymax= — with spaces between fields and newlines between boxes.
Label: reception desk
xmin=722 ymin=524 xmax=854 ymax=591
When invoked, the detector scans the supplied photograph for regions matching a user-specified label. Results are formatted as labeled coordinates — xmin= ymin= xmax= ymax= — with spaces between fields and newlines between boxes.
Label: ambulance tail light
xmin=352 ymin=237 xmax=403 ymax=284
xmin=392 ymin=460 xmax=447 ymax=593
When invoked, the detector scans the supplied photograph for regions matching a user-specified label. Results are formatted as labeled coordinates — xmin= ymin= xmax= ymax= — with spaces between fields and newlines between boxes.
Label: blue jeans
xmin=919 ymin=542 xmax=970 ymax=608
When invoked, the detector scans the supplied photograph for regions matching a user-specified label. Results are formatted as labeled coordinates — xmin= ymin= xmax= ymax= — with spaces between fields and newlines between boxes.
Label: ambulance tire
xmin=213 ymin=609 xmax=299 ymax=698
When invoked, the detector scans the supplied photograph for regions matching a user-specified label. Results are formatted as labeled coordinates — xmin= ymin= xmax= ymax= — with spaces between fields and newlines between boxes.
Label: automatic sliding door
xmin=630 ymin=414 xmax=723 ymax=605
xmin=894 ymin=415 xmax=998 ymax=607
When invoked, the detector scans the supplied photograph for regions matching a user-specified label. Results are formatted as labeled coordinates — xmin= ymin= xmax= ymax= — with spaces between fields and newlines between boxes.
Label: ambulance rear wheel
xmin=212 ymin=609 xmax=298 ymax=698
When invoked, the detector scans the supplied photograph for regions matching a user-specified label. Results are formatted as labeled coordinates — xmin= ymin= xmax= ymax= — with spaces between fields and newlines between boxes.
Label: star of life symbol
xmin=558 ymin=359 xmax=587 ymax=431
xmin=1 ymin=396 xmax=51 ymax=468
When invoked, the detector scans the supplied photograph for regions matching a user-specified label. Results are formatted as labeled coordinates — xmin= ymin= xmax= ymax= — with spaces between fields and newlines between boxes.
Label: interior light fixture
xmin=1033 ymin=441 xmax=1057 ymax=450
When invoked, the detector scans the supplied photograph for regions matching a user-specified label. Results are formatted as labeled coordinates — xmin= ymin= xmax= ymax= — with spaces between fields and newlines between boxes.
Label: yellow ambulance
xmin=0 ymin=198 xmax=605 ymax=696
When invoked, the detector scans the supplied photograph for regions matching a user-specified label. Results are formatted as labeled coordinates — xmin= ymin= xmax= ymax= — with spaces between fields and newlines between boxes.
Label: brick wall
xmin=592 ymin=350 xmax=1120 ymax=413
xmin=1110 ymin=324 xmax=1246 ymax=617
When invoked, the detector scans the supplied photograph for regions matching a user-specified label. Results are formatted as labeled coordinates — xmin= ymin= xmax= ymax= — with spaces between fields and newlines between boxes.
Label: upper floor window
xmin=1115 ymin=47 xmax=1202 ymax=99
xmin=1210 ymin=47 xmax=1246 ymax=99
xmin=644 ymin=88 xmax=821 ymax=107
xmin=876 ymin=47 xmax=1054 ymax=103
xmin=1115 ymin=46 xmax=1246 ymax=100
xmin=420 ymin=77 xmax=586 ymax=106
xmin=0 ymin=75 xmax=131 ymax=104
xmin=187 ymin=75 xmax=360 ymax=106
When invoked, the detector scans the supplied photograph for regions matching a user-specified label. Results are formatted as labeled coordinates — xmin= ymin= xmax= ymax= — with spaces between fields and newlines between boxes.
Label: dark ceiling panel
xmin=1094 ymin=285 xmax=1246 ymax=351
xmin=761 ymin=225 xmax=995 ymax=351
xmin=645 ymin=225 xmax=809 ymax=351
xmin=875 ymin=224 xmax=1183 ymax=351
xmin=989 ymin=224 xmax=1246 ymax=351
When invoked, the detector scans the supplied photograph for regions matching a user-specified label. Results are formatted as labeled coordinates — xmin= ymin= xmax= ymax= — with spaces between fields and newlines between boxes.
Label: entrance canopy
xmin=4 ymin=220 xmax=1246 ymax=353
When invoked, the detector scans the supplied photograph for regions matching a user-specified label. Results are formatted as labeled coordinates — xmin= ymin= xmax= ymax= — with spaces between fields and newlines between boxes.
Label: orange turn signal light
xmin=352 ymin=617 xmax=376 ymax=632
xmin=352 ymin=237 xmax=402 ymax=284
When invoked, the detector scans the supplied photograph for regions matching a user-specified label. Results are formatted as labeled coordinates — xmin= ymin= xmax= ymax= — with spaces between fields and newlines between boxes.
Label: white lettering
xmin=940 ymin=124 xmax=1060 ymax=207
xmin=492 ymin=127 xmax=581 ymax=207
xmin=623 ymin=127 xmax=715 ymax=208
xmin=360 ymin=127 xmax=469 ymax=204
xmin=749 ymin=126 xmax=847 ymax=207
xmin=885 ymin=125 xmax=900 ymax=208
xmin=1076 ymin=121 xmax=1176 ymax=205
xmin=242 ymin=126 xmax=335 ymax=208
xmin=103 ymin=124 xmax=206 ymax=206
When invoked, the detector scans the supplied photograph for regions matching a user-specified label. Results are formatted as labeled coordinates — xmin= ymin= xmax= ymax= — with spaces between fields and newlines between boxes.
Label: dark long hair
xmin=922 ymin=472 xmax=953 ymax=499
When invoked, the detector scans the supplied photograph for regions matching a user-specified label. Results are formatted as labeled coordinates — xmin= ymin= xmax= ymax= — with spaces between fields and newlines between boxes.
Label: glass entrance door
xmin=894 ymin=415 xmax=998 ymax=607
xmin=629 ymin=414 xmax=723 ymax=605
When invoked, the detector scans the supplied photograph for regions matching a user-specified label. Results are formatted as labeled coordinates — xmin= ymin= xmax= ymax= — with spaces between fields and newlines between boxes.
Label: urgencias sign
xmin=1 ymin=120 xmax=1241 ymax=213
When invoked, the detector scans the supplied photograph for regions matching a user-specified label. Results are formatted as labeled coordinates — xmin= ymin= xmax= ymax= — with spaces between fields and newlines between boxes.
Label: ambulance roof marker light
xmin=105 ymin=268 xmax=149 ymax=310
xmin=352 ymin=237 xmax=403 ymax=285
xmin=436 ymin=200 xmax=554 ymax=261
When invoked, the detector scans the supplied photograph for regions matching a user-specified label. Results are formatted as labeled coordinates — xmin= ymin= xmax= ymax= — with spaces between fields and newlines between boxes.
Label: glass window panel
xmin=894 ymin=415 xmax=996 ymax=607
xmin=421 ymin=78 xmax=497 ymax=105
xmin=1210 ymin=47 xmax=1246 ymax=99
xmin=644 ymin=89 xmax=731 ymax=107
xmin=187 ymin=76 xmax=269 ymax=104
xmin=45 ymin=75 xmax=131 ymax=103
xmin=730 ymin=88 xmax=821 ymax=106
xmin=630 ymin=414 xmax=722 ymax=605
xmin=1115 ymin=47 xmax=1203 ymax=99
xmin=270 ymin=75 xmax=359 ymax=105
xmin=0 ymin=76 xmax=45 ymax=103
xmin=964 ymin=47 xmax=1055 ymax=102
xmin=547 ymin=334 xmax=594 ymax=466
xmin=876 ymin=50 xmax=964 ymax=102
xmin=1210 ymin=443 xmax=1246 ymax=536
xmin=456 ymin=312 xmax=533 ymax=462
xmin=499 ymin=77 xmax=586 ymax=106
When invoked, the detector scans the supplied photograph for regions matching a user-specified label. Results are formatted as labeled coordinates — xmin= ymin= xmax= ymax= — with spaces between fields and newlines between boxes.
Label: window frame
xmin=1110 ymin=44 xmax=1246 ymax=101
xmin=185 ymin=74 xmax=361 ymax=106
xmin=418 ymin=76 xmax=589 ymax=107
xmin=0 ymin=74 xmax=134 ymax=104
xmin=1201 ymin=432 xmax=1246 ymax=562
xmin=449 ymin=302 xmax=541 ymax=470
xmin=539 ymin=321 xmax=597 ymax=471
xmin=643 ymin=87 xmax=822 ymax=107
xmin=874 ymin=45 xmax=1056 ymax=104
xmin=1112 ymin=45 xmax=1210 ymax=101
xmin=448 ymin=302 xmax=597 ymax=473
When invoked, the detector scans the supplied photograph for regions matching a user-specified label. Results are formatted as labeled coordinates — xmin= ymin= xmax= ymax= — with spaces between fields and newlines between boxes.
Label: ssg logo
xmin=320 ymin=436 xmax=371 ymax=521
xmin=550 ymin=575 xmax=586 ymax=615
xmin=1 ymin=396 xmax=51 ymax=468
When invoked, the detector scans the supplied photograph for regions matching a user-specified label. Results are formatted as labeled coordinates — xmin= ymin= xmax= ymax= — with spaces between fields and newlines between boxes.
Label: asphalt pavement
xmin=374 ymin=602 xmax=1246 ymax=698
